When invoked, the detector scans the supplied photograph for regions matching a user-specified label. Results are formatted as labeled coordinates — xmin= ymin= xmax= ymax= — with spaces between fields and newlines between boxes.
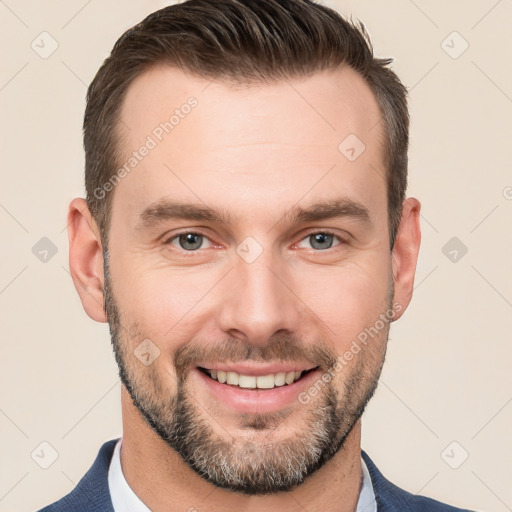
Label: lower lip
xmin=193 ymin=367 xmax=322 ymax=414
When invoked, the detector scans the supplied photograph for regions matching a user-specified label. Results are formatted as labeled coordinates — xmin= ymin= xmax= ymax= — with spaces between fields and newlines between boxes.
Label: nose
xmin=216 ymin=249 xmax=301 ymax=347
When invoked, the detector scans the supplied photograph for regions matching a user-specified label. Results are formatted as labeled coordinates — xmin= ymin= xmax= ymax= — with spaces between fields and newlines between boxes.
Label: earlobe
xmin=67 ymin=198 xmax=107 ymax=323
xmin=390 ymin=197 xmax=421 ymax=322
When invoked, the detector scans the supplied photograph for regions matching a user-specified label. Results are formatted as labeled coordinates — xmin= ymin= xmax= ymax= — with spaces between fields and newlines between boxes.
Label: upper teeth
xmin=208 ymin=369 xmax=303 ymax=389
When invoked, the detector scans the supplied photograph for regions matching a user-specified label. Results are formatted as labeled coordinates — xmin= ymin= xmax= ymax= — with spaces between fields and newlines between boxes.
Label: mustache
xmin=172 ymin=333 xmax=337 ymax=378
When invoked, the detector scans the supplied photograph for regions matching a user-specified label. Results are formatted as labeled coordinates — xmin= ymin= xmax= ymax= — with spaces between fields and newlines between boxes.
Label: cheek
xmin=113 ymin=261 xmax=219 ymax=339
xmin=296 ymin=260 xmax=391 ymax=346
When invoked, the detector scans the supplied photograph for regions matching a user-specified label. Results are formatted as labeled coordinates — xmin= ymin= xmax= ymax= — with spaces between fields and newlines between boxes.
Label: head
xmin=69 ymin=0 xmax=420 ymax=496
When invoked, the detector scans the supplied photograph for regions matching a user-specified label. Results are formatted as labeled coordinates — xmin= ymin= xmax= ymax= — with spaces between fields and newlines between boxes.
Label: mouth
xmin=194 ymin=364 xmax=322 ymax=414
xmin=197 ymin=366 xmax=319 ymax=390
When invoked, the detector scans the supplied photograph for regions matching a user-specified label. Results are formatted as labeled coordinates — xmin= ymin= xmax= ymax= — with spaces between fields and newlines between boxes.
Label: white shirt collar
xmin=108 ymin=438 xmax=376 ymax=512
xmin=108 ymin=438 xmax=151 ymax=512
xmin=359 ymin=456 xmax=377 ymax=512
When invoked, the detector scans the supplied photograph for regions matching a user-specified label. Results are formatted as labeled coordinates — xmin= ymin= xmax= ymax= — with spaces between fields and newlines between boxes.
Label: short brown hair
xmin=84 ymin=0 xmax=409 ymax=249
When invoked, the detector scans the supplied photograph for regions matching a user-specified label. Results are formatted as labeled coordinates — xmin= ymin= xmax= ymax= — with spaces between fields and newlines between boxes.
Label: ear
xmin=68 ymin=198 xmax=107 ymax=323
xmin=391 ymin=197 xmax=421 ymax=321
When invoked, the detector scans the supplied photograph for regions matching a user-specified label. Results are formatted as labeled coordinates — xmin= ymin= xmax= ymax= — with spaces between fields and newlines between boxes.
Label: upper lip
xmin=196 ymin=362 xmax=319 ymax=376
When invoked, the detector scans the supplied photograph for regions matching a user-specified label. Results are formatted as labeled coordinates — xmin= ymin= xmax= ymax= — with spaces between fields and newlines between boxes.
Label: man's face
xmin=104 ymin=65 xmax=397 ymax=493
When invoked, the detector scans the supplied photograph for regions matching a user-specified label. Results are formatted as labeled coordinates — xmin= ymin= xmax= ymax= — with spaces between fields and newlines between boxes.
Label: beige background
xmin=1 ymin=1 xmax=511 ymax=511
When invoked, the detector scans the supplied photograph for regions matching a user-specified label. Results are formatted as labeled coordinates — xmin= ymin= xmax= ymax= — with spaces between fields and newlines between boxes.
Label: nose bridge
xmin=217 ymin=246 xmax=298 ymax=345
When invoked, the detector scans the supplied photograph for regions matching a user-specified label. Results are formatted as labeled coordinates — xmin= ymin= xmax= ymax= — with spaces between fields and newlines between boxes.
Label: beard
xmin=102 ymin=248 xmax=391 ymax=495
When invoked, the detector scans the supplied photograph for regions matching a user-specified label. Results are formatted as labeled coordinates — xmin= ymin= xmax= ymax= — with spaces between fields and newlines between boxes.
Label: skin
xmin=68 ymin=64 xmax=421 ymax=511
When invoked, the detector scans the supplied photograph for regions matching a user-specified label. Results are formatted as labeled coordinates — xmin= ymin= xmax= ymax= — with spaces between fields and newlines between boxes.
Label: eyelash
xmin=163 ymin=230 xmax=348 ymax=254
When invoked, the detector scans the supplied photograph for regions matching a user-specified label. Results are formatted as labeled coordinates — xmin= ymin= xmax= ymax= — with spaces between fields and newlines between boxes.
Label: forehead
xmin=119 ymin=64 xmax=384 ymax=151
xmin=113 ymin=64 xmax=387 ymax=230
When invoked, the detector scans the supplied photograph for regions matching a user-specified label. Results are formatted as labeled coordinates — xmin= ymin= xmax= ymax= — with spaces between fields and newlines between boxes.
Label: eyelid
xmin=163 ymin=228 xmax=349 ymax=253
xmin=164 ymin=230 xmax=217 ymax=251
xmin=294 ymin=229 xmax=348 ymax=250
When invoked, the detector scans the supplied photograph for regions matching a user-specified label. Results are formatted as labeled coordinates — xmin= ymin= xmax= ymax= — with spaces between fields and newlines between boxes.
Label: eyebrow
xmin=135 ymin=197 xmax=371 ymax=231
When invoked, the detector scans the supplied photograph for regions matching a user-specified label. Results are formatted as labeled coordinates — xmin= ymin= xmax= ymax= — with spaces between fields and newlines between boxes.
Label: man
xmin=38 ymin=0 xmax=476 ymax=510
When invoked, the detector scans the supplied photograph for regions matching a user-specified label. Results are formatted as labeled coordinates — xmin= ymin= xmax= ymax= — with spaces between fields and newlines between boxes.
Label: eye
xmin=296 ymin=231 xmax=344 ymax=251
xmin=166 ymin=232 xmax=213 ymax=251
xmin=164 ymin=230 xmax=345 ymax=253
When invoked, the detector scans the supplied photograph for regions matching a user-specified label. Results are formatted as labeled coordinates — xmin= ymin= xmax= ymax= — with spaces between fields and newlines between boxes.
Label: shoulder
xmin=362 ymin=451 xmax=477 ymax=512
xmin=36 ymin=439 xmax=119 ymax=512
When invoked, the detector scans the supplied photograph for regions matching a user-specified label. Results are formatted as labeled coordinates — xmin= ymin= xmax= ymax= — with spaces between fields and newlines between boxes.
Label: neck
xmin=120 ymin=386 xmax=363 ymax=512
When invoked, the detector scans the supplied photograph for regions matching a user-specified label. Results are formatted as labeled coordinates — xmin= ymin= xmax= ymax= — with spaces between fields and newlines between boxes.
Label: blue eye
xmin=165 ymin=230 xmax=344 ymax=254
xmin=167 ymin=232 xmax=212 ymax=251
xmin=309 ymin=233 xmax=335 ymax=250
xmin=297 ymin=232 xmax=343 ymax=251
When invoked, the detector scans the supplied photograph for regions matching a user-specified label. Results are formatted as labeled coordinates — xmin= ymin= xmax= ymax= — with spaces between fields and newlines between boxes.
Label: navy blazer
xmin=37 ymin=439 xmax=475 ymax=511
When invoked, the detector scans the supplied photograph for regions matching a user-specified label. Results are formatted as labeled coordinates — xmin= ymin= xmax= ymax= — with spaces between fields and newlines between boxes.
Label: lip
xmin=195 ymin=362 xmax=318 ymax=376
xmin=193 ymin=366 xmax=322 ymax=414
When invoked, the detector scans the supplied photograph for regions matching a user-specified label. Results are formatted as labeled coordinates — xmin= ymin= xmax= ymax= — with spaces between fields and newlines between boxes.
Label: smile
xmin=198 ymin=367 xmax=318 ymax=389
